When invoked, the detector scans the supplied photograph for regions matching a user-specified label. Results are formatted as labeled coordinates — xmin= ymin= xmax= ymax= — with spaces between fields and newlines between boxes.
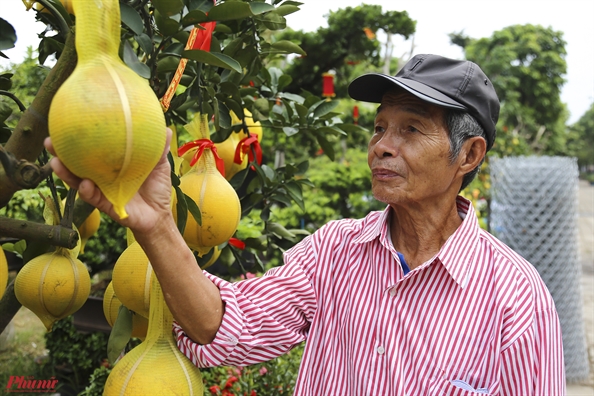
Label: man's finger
xmin=49 ymin=157 xmax=82 ymax=190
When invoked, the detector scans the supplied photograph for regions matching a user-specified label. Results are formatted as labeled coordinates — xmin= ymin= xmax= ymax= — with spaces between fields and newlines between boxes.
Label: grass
xmin=0 ymin=305 xmax=50 ymax=393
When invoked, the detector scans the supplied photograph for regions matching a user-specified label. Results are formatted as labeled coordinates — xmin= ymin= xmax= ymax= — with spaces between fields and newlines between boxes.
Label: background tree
xmin=567 ymin=103 xmax=594 ymax=170
xmin=451 ymin=24 xmax=569 ymax=157
xmin=278 ymin=4 xmax=415 ymax=98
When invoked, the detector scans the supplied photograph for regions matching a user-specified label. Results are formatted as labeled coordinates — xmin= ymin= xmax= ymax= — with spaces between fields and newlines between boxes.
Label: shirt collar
xmin=353 ymin=196 xmax=481 ymax=288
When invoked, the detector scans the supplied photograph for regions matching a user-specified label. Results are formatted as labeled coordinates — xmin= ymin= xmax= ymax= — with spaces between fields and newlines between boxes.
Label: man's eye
xmin=374 ymin=126 xmax=385 ymax=134
xmin=406 ymin=126 xmax=419 ymax=133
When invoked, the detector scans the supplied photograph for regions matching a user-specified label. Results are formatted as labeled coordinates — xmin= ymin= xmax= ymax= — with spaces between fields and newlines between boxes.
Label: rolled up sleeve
xmin=174 ymin=237 xmax=318 ymax=368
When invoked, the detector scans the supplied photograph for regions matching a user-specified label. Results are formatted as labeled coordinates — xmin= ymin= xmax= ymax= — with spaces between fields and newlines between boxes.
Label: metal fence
xmin=490 ymin=156 xmax=589 ymax=382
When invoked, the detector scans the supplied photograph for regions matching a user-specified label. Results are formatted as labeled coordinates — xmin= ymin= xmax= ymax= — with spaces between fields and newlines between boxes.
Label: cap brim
xmin=348 ymin=73 xmax=467 ymax=111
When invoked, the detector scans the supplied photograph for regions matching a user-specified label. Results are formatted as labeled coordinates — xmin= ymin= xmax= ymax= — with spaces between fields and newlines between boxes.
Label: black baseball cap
xmin=348 ymin=54 xmax=500 ymax=150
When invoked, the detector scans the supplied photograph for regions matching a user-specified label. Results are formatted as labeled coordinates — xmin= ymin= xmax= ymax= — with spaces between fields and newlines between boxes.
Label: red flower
xmin=209 ymin=385 xmax=221 ymax=394
xmin=224 ymin=376 xmax=239 ymax=389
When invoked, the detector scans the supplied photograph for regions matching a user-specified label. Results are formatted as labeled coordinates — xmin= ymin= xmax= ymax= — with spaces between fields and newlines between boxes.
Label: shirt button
xmin=377 ymin=346 xmax=385 ymax=355
xmin=389 ymin=288 xmax=397 ymax=297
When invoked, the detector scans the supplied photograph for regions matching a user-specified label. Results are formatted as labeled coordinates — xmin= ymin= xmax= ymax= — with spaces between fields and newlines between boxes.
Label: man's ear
xmin=457 ymin=136 xmax=487 ymax=175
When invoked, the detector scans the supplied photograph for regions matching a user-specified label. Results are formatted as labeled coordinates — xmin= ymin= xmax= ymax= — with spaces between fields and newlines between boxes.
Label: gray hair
xmin=445 ymin=111 xmax=487 ymax=191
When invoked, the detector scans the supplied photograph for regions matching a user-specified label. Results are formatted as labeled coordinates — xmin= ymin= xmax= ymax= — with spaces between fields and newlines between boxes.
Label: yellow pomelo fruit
xmin=199 ymin=246 xmax=220 ymax=270
xmin=179 ymin=150 xmax=241 ymax=255
xmin=111 ymin=241 xmax=152 ymax=318
xmin=103 ymin=275 xmax=203 ymax=395
xmin=214 ymin=132 xmax=247 ymax=181
xmin=77 ymin=209 xmax=101 ymax=254
xmin=48 ymin=0 xmax=166 ymax=220
xmin=14 ymin=249 xmax=91 ymax=331
xmin=231 ymin=109 xmax=263 ymax=142
xmin=103 ymin=282 xmax=148 ymax=339
xmin=0 ymin=247 xmax=8 ymax=300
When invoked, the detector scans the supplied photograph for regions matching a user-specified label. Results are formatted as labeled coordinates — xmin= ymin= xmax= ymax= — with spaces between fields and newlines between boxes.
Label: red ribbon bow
xmin=234 ymin=133 xmax=262 ymax=166
xmin=178 ymin=139 xmax=226 ymax=177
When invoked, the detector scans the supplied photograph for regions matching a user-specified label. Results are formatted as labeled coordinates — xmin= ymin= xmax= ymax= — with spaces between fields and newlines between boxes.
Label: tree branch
xmin=0 ymin=146 xmax=53 ymax=189
xmin=0 ymin=217 xmax=79 ymax=249
xmin=0 ymin=31 xmax=77 ymax=208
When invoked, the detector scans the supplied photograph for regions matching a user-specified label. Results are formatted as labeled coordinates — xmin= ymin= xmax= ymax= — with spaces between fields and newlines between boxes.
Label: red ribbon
xmin=234 ymin=133 xmax=262 ymax=166
xmin=228 ymin=237 xmax=245 ymax=250
xmin=192 ymin=21 xmax=216 ymax=52
xmin=178 ymin=139 xmax=226 ymax=177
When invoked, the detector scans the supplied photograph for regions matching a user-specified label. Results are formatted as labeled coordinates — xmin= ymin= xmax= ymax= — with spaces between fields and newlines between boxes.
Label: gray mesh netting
xmin=490 ymin=156 xmax=589 ymax=382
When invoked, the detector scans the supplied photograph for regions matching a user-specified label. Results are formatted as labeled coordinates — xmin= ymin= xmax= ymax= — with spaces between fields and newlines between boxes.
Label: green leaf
xmin=0 ymin=18 xmax=16 ymax=50
xmin=184 ymin=193 xmax=202 ymax=226
xmin=313 ymin=100 xmax=339 ymax=118
xmin=0 ymin=102 xmax=12 ymax=122
xmin=270 ymin=40 xmax=306 ymax=56
xmin=156 ymin=55 xmax=181 ymax=73
xmin=261 ymin=164 xmax=276 ymax=183
xmin=253 ymin=97 xmax=270 ymax=116
xmin=120 ymin=3 xmax=144 ymax=35
xmin=316 ymin=134 xmax=335 ymax=161
xmin=107 ymin=306 xmax=133 ymax=364
xmin=207 ymin=2 xmax=252 ymax=21
xmin=151 ymin=0 xmax=185 ymax=16
xmin=174 ymin=185 xmax=188 ymax=234
xmin=122 ymin=41 xmax=151 ymax=79
xmin=181 ymin=10 xmax=209 ymax=27
xmin=277 ymin=74 xmax=292 ymax=91
xmin=154 ymin=10 xmax=180 ymax=36
xmin=271 ymin=5 xmax=300 ymax=17
xmin=182 ymin=50 xmax=242 ymax=73
xmin=279 ymin=92 xmax=305 ymax=104
xmin=294 ymin=103 xmax=308 ymax=119
xmin=335 ymin=123 xmax=368 ymax=134
xmin=317 ymin=126 xmax=347 ymax=136
xmin=282 ymin=126 xmax=299 ymax=136
xmin=249 ymin=2 xmax=275 ymax=15
xmin=261 ymin=12 xmax=286 ymax=30
xmin=135 ymin=33 xmax=153 ymax=54
xmin=267 ymin=222 xmax=296 ymax=239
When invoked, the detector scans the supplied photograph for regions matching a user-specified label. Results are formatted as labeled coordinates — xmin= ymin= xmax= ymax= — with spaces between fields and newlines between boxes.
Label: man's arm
xmin=500 ymin=308 xmax=565 ymax=395
xmin=45 ymin=129 xmax=224 ymax=344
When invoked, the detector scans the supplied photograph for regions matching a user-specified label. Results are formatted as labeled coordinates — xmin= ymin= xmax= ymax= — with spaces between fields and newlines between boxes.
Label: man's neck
xmin=389 ymin=197 xmax=462 ymax=270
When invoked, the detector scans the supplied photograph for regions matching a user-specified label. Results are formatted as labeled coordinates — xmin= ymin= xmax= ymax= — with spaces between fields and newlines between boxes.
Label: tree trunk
xmin=0 ymin=31 xmax=77 ymax=208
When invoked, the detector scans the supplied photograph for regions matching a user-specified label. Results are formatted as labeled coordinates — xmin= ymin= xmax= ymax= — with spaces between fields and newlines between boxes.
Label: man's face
xmin=368 ymin=89 xmax=462 ymax=206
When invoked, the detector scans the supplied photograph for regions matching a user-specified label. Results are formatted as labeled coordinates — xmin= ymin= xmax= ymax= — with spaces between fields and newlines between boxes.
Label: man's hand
xmin=44 ymin=128 xmax=174 ymax=235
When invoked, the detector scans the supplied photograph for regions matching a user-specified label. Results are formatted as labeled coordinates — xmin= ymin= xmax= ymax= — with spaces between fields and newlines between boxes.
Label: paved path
xmin=567 ymin=180 xmax=594 ymax=396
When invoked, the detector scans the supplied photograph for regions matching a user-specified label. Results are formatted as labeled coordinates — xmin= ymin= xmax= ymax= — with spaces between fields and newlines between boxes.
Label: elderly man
xmin=47 ymin=54 xmax=565 ymax=395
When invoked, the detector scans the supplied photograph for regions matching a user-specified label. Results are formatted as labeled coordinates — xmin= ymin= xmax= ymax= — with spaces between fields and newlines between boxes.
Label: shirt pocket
xmin=430 ymin=378 xmax=493 ymax=396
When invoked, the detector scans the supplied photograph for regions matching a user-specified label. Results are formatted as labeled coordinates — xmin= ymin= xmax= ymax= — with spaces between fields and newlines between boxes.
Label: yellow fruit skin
xmin=103 ymin=276 xmax=203 ymax=395
xmin=215 ymin=132 xmax=248 ymax=181
xmin=103 ymin=282 xmax=148 ymax=339
xmin=112 ymin=242 xmax=152 ymax=318
xmin=179 ymin=151 xmax=241 ymax=254
xmin=0 ymin=248 xmax=8 ymax=300
xmin=77 ymin=208 xmax=101 ymax=254
xmin=14 ymin=250 xmax=90 ymax=331
xmin=48 ymin=0 xmax=166 ymax=220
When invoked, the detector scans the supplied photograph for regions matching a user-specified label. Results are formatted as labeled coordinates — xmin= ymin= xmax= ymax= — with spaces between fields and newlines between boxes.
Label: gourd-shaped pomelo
xmin=103 ymin=274 xmax=203 ymax=395
xmin=48 ymin=0 xmax=166 ymax=219
xmin=14 ymin=248 xmax=91 ymax=331
xmin=112 ymin=241 xmax=152 ymax=318
xmin=103 ymin=281 xmax=148 ymax=339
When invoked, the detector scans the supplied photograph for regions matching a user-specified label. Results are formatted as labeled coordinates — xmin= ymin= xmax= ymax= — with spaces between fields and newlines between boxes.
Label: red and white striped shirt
xmin=174 ymin=196 xmax=565 ymax=395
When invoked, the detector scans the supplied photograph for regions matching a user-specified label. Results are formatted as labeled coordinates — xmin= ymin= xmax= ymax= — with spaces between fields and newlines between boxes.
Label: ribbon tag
xmin=234 ymin=133 xmax=263 ymax=166
xmin=228 ymin=237 xmax=245 ymax=250
xmin=178 ymin=139 xmax=226 ymax=177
